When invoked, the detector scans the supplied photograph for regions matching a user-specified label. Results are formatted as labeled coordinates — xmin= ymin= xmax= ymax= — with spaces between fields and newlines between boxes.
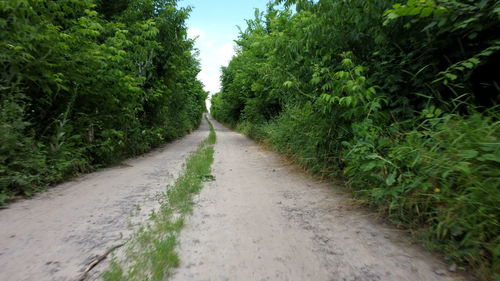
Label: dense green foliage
xmin=0 ymin=0 xmax=207 ymax=204
xmin=211 ymin=0 xmax=500 ymax=279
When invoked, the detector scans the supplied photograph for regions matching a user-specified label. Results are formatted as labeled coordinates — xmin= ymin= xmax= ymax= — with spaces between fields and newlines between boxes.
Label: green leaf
xmin=386 ymin=172 xmax=396 ymax=186
xmin=455 ymin=162 xmax=472 ymax=174
xmin=420 ymin=7 xmax=433 ymax=18
xmin=445 ymin=73 xmax=458 ymax=80
xmin=361 ymin=161 xmax=378 ymax=172
xmin=477 ymin=154 xmax=500 ymax=163
xmin=458 ymin=150 xmax=478 ymax=159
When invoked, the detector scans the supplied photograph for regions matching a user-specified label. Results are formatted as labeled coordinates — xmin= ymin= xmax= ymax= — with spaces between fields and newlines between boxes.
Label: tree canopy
xmin=1 ymin=0 xmax=207 ymax=203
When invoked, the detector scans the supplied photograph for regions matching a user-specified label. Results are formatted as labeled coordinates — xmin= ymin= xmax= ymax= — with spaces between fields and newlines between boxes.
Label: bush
xmin=343 ymin=112 xmax=499 ymax=275
xmin=0 ymin=0 xmax=207 ymax=204
xmin=211 ymin=0 xmax=500 ymax=278
xmin=0 ymin=95 xmax=46 ymax=200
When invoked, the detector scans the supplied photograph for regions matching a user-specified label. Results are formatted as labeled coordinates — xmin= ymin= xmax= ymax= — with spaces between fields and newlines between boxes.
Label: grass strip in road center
xmin=101 ymin=117 xmax=216 ymax=281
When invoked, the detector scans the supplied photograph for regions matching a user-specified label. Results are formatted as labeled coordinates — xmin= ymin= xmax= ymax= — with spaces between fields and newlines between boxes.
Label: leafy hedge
xmin=0 ymin=0 xmax=207 ymax=204
xmin=211 ymin=0 xmax=499 ymax=279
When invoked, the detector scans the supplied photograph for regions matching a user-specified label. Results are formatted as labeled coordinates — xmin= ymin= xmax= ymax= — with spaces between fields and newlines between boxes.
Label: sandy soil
xmin=0 ymin=120 xmax=209 ymax=281
xmin=172 ymin=118 xmax=470 ymax=281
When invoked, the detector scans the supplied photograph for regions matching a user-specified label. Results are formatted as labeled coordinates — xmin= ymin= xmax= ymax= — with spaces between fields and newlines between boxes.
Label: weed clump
xmin=102 ymin=117 xmax=216 ymax=281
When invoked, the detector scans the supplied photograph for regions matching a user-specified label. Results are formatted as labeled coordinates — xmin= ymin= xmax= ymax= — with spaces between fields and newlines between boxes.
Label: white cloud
xmin=189 ymin=26 xmax=235 ymax=95
xmin=187 ymin=26 xmax=205 ymax=40
xmin=218 ymin=41 xmax=236 ymax=65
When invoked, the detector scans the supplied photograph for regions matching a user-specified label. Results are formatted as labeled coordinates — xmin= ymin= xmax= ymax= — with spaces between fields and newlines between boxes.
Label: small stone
xmin=434 ymin=269 xmax=447 ymax=276
xmin=448 ymin=263 xmax=457 ymax=272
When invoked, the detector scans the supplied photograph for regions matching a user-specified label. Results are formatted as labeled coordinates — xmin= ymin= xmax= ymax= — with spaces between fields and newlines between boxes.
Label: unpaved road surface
xmin=0 ymin=116 xmax=471 ymax=281
xmin=0 ymin=120 xmax=209 ymax=281
xmin=173 ymin=118 xmax=470 ymax=281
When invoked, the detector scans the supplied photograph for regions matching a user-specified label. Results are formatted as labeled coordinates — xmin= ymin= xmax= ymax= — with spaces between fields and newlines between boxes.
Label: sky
xmin=178 ymin=0 xmax=270 ymax=96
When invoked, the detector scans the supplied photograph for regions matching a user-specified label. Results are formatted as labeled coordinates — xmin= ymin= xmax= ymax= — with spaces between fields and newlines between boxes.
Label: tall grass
xmin=231 ymin=108 xmax=499 ymax=280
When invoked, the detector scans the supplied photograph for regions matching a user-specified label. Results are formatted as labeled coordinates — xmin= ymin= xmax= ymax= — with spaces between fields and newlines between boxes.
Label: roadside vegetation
xmin=101 ymin=116 xmax=216 ymax=281
xmin=0 ymin=0 xmax=207 ymax=205
xmin=210 ymin=0 xmax=499 ymax=279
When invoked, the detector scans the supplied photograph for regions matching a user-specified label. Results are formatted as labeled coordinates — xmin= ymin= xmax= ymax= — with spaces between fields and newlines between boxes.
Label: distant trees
xmin=211 ymin=0 xmax=499 ymax=279
xmin=0 ymin=0 xmax=207 ymax=204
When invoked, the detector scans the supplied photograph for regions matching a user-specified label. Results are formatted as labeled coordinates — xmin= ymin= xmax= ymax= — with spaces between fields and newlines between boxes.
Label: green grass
xmin=101 ymin=116 xmax=216 ymax=281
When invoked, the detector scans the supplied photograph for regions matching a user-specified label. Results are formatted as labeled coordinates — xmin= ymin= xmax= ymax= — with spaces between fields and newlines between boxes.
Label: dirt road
xmin=172 ymin=118 xmax=469 ymax=281
xmin=0 ymin=117 xmax=470 ymax=281
xmin=0 ymin=120 xmax=209 ymax=281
